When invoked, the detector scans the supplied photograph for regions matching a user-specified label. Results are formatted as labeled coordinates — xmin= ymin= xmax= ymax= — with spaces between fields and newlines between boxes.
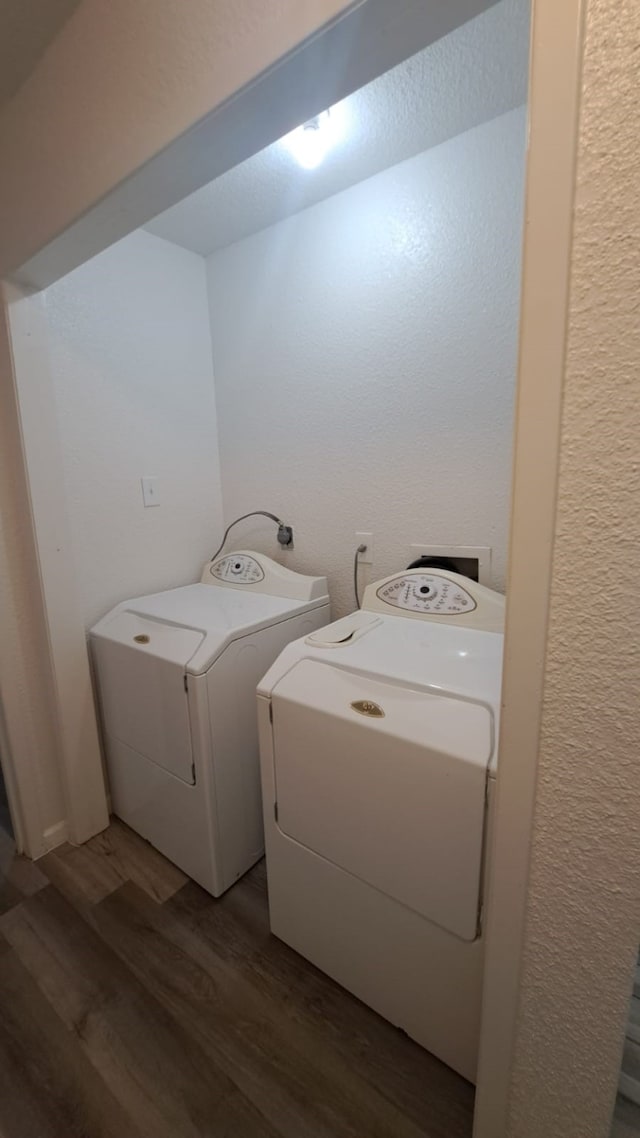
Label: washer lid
xmin=259 ymin=612 xmax=503 ymax=715
xmin=91 ymin=583 xmax=326 ymax=674
xmin=90 ymin=609 xmax=205 ymax=665
xmin=271 ymin=659 xmax=491 ymax=942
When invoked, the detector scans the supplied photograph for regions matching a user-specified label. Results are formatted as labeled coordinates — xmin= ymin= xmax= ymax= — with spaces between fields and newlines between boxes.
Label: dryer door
xmin=271 ymin=659 xmax=492 ymax=942
xmin=91 ymin=612 xmax=204 ymax=784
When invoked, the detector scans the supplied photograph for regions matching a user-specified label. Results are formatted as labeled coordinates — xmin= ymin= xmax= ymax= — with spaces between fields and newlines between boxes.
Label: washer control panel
xmin=201 ymin=550 xmax=328 ymax=600
xmin=209 ymin=553 xmax=265 ymax=584
xmin=376 ymin=573 xmax=477 ymax=615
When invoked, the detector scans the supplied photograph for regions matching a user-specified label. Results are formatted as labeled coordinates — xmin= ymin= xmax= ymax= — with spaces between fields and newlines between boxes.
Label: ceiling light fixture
xmin=281 ymin=108 xmax=341 ymax=170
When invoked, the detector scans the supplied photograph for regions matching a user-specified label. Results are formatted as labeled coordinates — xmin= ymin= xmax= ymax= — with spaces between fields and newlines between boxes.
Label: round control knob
xmin=419 ymin=585 xmax=431 ymax=595
xmin=231 ymin=561 xmax=243 ymax=574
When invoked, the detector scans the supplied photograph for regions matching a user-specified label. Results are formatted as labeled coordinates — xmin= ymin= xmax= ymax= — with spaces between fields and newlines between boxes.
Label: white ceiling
xmin=0 ymin=0 xmax=81 ymax=110
xmin=146 ymin=0 xmax=529 ymax=258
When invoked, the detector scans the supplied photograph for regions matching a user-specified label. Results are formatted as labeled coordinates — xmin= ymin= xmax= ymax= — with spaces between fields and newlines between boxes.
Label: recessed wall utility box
xmin=407 ymin=545 xmax=491 ymax=585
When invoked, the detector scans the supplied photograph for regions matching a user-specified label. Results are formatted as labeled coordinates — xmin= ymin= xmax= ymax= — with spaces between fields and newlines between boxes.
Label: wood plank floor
xmin=0 ymin=820 xmax=474 ymax=1138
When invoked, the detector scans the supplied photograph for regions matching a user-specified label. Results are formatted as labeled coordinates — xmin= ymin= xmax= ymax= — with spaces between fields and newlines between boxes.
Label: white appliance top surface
xmin=91 ymin=583 xmax=327 ymax=675
xmin=260 ymin=613 xmax=503 ymax=702
xmin=259 ymin=612 xmax=504 ymax=770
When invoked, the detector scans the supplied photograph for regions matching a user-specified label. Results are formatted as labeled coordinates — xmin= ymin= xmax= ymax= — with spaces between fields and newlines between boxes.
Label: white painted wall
xmin=0 ymin=0 xmax=494 ymax=287
xmin=206 ymin=106 xmax=526 ymax=615
xmin=146 ymin=0 xmax=530 ymax=257
xmin=0 ymin=0 xmax=359 ymax=278
xmin=44 ymin=230 xmax=223 ymax=630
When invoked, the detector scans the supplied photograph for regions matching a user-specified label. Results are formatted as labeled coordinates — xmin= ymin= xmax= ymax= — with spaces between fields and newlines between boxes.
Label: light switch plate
xmin=141 ymin=476 xmax=160 ymax=507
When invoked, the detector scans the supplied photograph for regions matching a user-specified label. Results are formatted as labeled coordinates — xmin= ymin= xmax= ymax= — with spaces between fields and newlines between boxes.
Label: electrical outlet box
xmin=407 ymin=545 xmax=491 ymax=585
xmin=356 ymin=532 xmax=374 ymax=565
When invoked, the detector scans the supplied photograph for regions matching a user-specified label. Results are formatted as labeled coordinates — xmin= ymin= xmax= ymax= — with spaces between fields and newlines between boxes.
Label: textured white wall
xmin=0 ymin=0 xmax=494 ymax=287
xmin=147 ymin=0 xmax=530 ymax=256
xmin=504 ymin=0 xmax=640 ymax=1134
xmin=44 ymin=230 xmax=223 ymax=630
xmin=207 ymin=107 xmax=526 ymax=615
xmin=0 ymin=0 xmax=358 ymax=277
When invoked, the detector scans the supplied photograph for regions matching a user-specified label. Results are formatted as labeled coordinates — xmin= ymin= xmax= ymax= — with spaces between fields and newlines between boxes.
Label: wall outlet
xmin=356 ymin=532 xmax=374 ymax=565
xmin=141 ymin=476 xmax=160 ymax=507
xmin=407 ymin=544 xmax=491 ymax=585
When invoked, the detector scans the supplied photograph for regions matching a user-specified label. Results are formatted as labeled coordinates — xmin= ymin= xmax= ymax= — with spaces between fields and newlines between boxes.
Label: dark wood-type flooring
xmin=0 ymin=819 xmax=474 ymax=1138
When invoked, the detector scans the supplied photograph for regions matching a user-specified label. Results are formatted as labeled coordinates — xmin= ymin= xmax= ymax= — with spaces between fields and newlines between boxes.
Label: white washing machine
xmin=91 ymin=551 xmax=329 ymax=896
xmin=257 ymin=567 xmax=504 ymax=1082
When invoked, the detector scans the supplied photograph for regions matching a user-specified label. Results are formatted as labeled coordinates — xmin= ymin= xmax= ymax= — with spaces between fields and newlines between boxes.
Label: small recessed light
xmin=281 ymin=107 xmax=345 ymax=170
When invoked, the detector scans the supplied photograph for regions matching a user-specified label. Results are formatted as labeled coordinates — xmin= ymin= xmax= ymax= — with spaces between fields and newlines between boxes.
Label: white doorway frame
xmin=2 ymin=284 xmax=111 ymax=853
xmin=0 ymin=296 xmax=61 ymax=858
xmin=473 ymin=0 xmax=586 ymax=1132
xmin=0 ymin=695 xmax=30 ymax=854
xmin=2 ymin=0 xmax=635 ymax=1132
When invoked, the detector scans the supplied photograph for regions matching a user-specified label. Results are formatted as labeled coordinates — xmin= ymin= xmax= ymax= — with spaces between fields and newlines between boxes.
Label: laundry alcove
xmin=41 ymin=0 xmax=529 ymax=637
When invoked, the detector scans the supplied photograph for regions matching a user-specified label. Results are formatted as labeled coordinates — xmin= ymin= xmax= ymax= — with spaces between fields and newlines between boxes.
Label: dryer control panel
xmin=376 ymin=573 xmax=476 ymax=615
xmin=209 ymin=553 xmax=265 ymax=584
xmin=362 ymin=568 xmax=505 ymax=632
xmin=200 ymin=550 xmax=329 ymax=602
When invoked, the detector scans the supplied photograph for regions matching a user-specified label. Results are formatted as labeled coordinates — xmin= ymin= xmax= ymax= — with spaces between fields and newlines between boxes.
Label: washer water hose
xmin=210 ymin=512 xmax=293 ymax=562
xmin=354 ymin=543 xmax=368 ymax=609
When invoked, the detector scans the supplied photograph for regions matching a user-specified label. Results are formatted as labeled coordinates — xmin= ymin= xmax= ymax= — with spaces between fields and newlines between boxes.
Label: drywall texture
xmin=0 ymin=301 xmax=66 ymax=848
xmin=0 ymin=0 xmax=358 ymax=276
xmin=0 ymin=0 xmax=495 ymax=285
xmin=0 ymin=0 xmax=81 ymax=110
xmin=147 ymin=0 xmax=529 ymax=256
xmin=207 ymin=107 xmax=526 ymax=615
xmin=44 ymin=230 xmax=223 ymax=630
xmin=505 ymin=2 xmax=640 ymax=1134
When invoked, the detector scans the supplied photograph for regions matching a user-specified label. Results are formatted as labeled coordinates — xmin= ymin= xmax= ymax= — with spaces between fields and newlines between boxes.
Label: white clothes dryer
xmin=257 ymin=568 xmax=504 ymax=1082
xmin=91 ymin=551 xmax=329 ymax=896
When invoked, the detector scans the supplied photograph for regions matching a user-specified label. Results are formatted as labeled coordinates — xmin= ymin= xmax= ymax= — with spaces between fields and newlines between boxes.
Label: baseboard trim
xmin=41 ymin=819 xmax=69 ymax=854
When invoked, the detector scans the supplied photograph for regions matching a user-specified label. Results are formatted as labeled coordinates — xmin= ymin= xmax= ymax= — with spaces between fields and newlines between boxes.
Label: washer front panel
xmin=271 ymin=658 xmax=489 ymax=941
xmin=210 ymin=553 xmax=265 ymax=584
xmin=376 ymin=574 xmax=477 ymax=615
